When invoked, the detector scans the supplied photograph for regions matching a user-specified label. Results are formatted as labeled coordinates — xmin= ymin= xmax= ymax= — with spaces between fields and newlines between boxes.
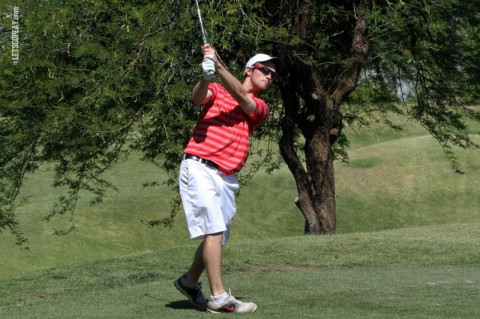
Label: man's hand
xmin=202 ymin=54 xmax=216 ymax=82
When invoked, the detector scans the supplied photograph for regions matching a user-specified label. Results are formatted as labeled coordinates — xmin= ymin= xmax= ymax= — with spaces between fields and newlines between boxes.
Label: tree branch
xmin=331 ymin=0 xmax=370 ymax=108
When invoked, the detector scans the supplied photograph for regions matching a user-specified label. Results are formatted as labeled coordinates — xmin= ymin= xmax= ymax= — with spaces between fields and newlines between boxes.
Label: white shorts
xmin=179 ymin=158 xmax=239 ymax=245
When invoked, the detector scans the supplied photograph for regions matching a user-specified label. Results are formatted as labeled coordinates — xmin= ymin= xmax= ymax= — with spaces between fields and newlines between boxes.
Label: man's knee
xmin=204 ymin=232 xmax=224 ymax=244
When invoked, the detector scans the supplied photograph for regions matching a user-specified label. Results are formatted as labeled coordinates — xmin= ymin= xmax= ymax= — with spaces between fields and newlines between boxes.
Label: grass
xmin=0 ymin=222 xmax=479 ymax=318
xmin=0 ymin=112 xmax=479 ymax=317
xmin=336 ymin=134 xmax=480 ymax=232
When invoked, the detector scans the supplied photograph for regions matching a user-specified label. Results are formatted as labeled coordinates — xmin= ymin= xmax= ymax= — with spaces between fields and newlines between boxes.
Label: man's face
xmin=248 ymin=61 xmax=277 ymax=92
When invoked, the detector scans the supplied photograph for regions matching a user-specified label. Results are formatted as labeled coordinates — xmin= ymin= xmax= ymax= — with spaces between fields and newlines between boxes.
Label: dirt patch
xmin=25 ymin=292 xmax=58 ymax=301
xmin=236 ymin=266 xmax=323 ymax=274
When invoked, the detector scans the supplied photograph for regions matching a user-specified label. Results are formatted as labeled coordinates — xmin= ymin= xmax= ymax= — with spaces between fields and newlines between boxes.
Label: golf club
xmin=195 ymin=0 xmax=208 ymax=44
xmin=195 ymin=0 xmax=227 ymax=70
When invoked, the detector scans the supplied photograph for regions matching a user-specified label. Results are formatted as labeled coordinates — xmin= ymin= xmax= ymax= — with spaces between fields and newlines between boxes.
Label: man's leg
xmin=174 ymin=241 xmax=208 ymax=309
xmin=182 ymin=232 xmax=225 ymax=295
xmin=204 ymin=232 xmax=258 ymax=313
xmin=175 ymin=232 xmax=225 ymax=310
xmin=184 ymin=241 xmax=205 ymax=285
xmin=202 ymin=232 xmax=225 ymax=296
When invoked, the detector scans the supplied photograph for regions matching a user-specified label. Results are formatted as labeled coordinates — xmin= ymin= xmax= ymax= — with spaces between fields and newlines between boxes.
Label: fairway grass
xmin=0 ymin=221 xmax=479 ymax=318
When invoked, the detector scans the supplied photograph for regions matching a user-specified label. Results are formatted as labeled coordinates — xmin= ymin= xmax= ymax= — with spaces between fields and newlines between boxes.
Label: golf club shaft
xmin=195 ymin=0 xmax=208 ymax=44
xmin=194 ymin=0 xmax=227 ymax=69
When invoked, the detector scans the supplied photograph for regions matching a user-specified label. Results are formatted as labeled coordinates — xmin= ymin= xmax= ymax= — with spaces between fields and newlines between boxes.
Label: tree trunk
xmin=279 ymin=94 xmax=337 ymax=235
xmin=277 ymin=0 xmax=369 ymax=235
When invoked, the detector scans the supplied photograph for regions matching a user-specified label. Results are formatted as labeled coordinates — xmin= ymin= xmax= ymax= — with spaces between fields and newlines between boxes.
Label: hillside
xmin=0 ymin=114 xmax=478 ymax=277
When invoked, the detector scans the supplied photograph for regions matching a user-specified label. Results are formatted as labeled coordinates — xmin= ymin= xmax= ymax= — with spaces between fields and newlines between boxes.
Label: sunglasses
xmin=252 ymin=65 xmax=276 ymax=76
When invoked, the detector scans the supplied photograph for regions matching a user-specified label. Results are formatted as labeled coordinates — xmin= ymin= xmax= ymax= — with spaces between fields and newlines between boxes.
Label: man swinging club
xmin=174 ymin=42 xmax=282 ymax=313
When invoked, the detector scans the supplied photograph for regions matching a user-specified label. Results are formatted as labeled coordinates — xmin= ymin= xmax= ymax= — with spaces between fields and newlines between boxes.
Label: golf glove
xmin=202 ymin=54 xmax=216 ymax=81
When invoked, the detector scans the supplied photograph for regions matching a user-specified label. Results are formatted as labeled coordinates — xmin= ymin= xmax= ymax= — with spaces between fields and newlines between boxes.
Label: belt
xmin=184 ymin=154 xmax=219 ymax=170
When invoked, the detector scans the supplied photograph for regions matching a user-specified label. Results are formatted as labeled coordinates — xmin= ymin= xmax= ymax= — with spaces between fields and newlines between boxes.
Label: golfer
xmin=174 ymin=43 xmax=282 ymax=313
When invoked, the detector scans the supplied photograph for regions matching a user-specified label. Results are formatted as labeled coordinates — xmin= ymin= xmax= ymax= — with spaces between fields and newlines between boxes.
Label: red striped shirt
xmin=184 ymin=83 xmax=269 ymax=175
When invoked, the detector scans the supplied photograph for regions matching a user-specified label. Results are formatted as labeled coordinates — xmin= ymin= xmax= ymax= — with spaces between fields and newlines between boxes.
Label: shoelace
xmin=226 ymin=290 xmax=243 ymax=305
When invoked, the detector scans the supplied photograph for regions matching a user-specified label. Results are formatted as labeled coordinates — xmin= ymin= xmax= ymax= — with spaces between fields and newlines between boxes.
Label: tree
xmin=1 ymin=0 xmax=479 ymax=243
xmin=0 ymin=0 xmax=202 ymax=243
xmin=224 ymin=0 xmax=480 ymax=234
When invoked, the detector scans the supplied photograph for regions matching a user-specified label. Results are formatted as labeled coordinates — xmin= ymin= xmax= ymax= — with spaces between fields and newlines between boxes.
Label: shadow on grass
xmin=165 ymin=300 xmax=206 ymax=312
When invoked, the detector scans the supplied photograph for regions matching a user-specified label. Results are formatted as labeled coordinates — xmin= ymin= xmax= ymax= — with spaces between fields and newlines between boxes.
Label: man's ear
xmin=245 ymin=67 xmax=253 ymax=77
